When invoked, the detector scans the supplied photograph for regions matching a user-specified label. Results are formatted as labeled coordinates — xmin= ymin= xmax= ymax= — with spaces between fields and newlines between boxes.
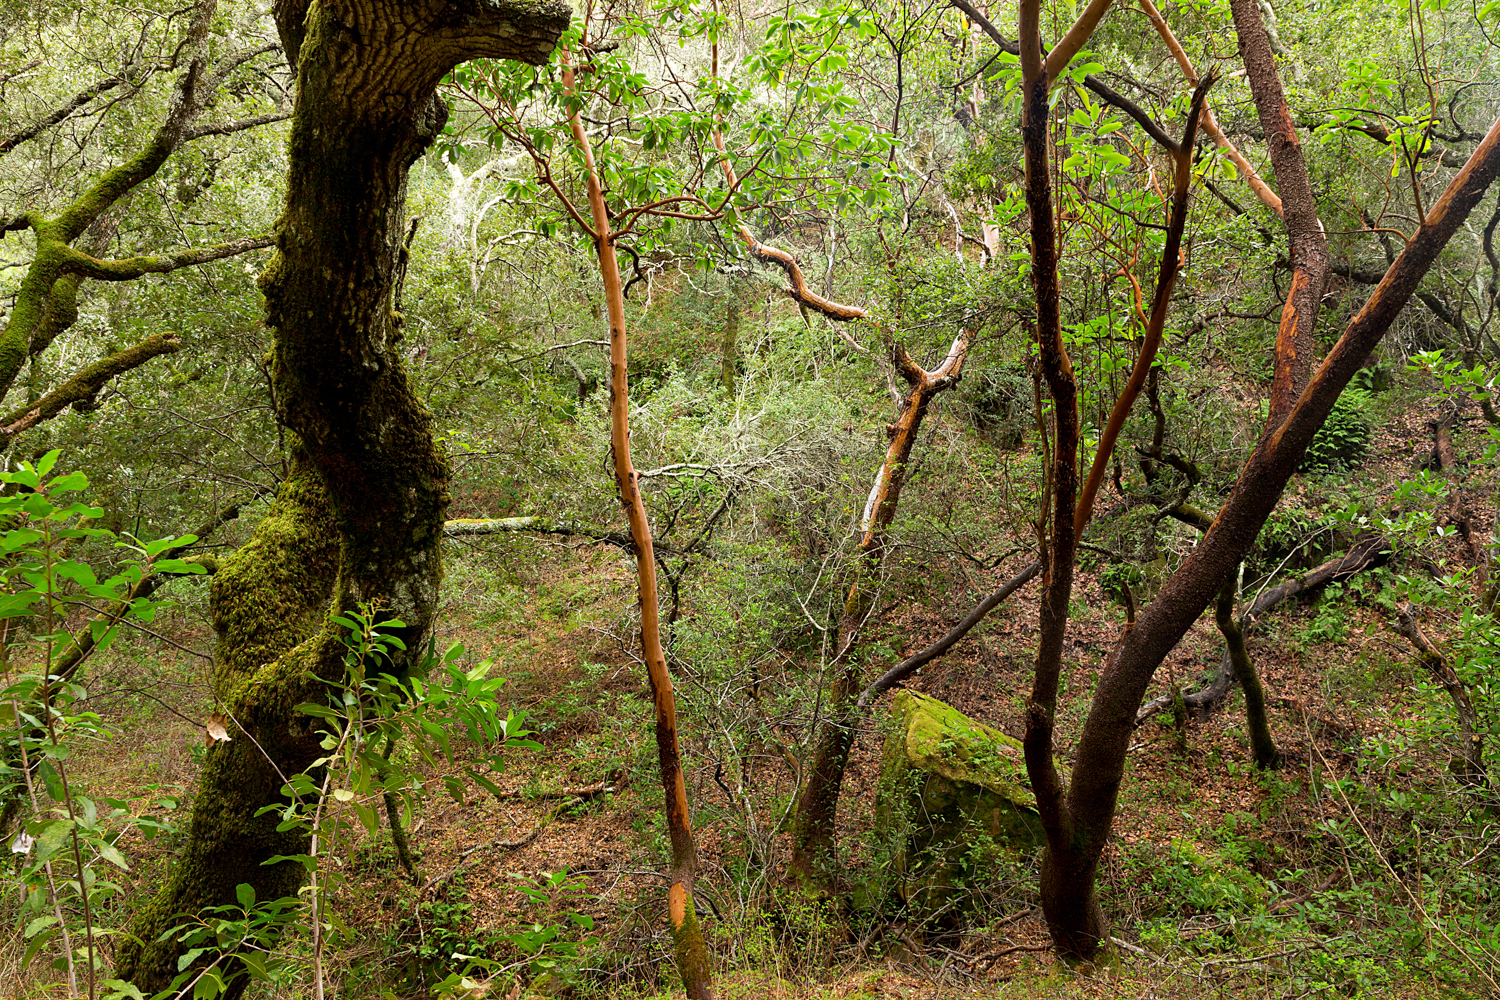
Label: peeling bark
xmin=1229 ymin=0 xmax=1329 ymax=427
xmin=562 ymin=42 xmax=715 ymax=998
xmin=789 ymin=332 xmax=971 ymax=884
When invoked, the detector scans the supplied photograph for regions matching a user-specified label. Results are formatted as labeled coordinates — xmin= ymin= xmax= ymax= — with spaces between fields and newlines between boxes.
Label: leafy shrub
xmin=1300 ymin=387 xmax=1374 ymax=472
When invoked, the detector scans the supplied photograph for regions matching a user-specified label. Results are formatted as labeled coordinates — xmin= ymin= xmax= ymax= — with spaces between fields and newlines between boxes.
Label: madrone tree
xmin=113 ymin=0 xmax=570 ymax=990
xmin=1008 ymin=0 xmax=1500 ymax=960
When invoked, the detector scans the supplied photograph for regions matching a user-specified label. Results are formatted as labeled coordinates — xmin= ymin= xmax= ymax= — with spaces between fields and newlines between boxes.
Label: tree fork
xmin=788 ymin=332 xmax=970 ymax=885
xmin=115 ymin=0 xmax=568 ymax=989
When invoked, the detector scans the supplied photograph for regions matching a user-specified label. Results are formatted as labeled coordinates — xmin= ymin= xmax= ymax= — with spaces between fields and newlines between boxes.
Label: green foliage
xmin=0 ymin=453 xmax=204 ymax=995
xmin=1298 ymin=387 xmax=1374 ymax=473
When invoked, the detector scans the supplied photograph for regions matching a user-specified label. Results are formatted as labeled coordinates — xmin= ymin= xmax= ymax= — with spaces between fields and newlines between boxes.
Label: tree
xmin=1006 ymin=0 xmax=1500 ymax=960
xmin=112 ymin=0 xmax=570 ymax=990
xmin=0 ymin=0 xmax=284 ymax=453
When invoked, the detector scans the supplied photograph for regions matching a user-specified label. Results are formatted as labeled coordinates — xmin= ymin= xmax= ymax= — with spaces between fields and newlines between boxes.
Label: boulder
xmin=874 ymin=691 xmax=1044 ymax=918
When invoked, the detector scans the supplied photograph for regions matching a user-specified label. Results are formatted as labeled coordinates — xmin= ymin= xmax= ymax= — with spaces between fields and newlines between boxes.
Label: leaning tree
xmin=114 ymin=0 xmax=570 ymax=990
xmin=1006 ymin=0 xmax=1500 ymax=960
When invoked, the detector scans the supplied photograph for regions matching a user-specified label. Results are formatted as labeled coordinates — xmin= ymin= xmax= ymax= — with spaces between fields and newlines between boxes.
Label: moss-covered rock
xmin=873 ymin=691 xmax=1044 ymax=919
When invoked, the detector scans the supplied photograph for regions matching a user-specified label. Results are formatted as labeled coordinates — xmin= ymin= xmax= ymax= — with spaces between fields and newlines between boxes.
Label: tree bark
xmin=562 ymin=44 xmax=715 ymax=999
xmin=790 ymin=335 xmax=970 ymax=883
xmin=1229 ymin=0 xmax=1328 ymax=427
xmin=1137 ymin=535 xmax=1391 ymax=723
xmin=1052 ymin=114 xmax=1500 ymax=961
xmin=114 ymin=0 xmax=568 ymax=991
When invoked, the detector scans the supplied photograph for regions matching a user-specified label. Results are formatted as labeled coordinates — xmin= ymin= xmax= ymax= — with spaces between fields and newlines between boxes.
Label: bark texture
xmin=1137 ymin=536 xmax=1391 ymax=723
xmin=790 ymin=334 xmax=971 ymax=883
xmin=114 ymin=0 xmax=568 ymax=991
xmin=1229 ymin=0 xmax=1328 ymax=426
xmin=1054 ymin=114 xmax=1500 ymax=960
xmin=562 ymin=44 xmax=715 ymax=998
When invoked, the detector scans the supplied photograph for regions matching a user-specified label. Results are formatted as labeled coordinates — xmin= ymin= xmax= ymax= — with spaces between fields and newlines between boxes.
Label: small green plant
xmin=0 ymin=452 xmax=207 ymax=1000
xmin=1299 ymin=386 xmax=1374 ymax=473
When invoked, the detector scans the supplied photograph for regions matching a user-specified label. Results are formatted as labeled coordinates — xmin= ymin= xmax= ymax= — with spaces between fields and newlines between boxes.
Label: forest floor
xmin=13 ymin=405 xmax=1498 ymax=999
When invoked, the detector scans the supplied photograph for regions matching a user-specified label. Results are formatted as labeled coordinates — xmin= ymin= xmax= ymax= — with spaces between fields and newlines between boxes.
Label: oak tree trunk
xmin=114 ymin=0 xmax=568 ymax=990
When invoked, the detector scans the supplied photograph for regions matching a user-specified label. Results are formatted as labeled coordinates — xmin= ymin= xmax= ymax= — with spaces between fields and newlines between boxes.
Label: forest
xmin=1 ymin=0 xmax=1499 ymax=996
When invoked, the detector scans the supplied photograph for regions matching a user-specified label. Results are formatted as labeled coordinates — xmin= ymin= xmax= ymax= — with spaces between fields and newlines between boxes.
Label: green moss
xmin=873 ymin=692 xmax=1044 ymax=921
xmin=210 ymin=446 xmax=340 ymax=689
xmin=669 ymin=890 xmax=714 ymax=996
xmin=115 ymin=447 xmax=342 ymax=991
xmin=894 ymin=691 xmax=1036 ymax=808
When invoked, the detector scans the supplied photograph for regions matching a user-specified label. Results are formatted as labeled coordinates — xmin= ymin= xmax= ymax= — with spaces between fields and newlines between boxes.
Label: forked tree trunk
xmin=114 ymin=0 xmax=568 ymax=991
xmin=1048 ymin=118 xmax=1500 ymax=959
xmin=790 ymin=336 xmax=970 ymax=883
xmin=562 ymin=47 xmax=715 ymax=1000
xmin=1010 ymin=0 xmax=1500 ymax=961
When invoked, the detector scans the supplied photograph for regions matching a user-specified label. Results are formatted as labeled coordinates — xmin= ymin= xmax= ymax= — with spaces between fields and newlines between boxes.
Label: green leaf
xmin=99 ymin=842 xmax=131 ymax=871
xmin=21 ymin=927 xmax=56 ymax=968
xmin=24 ymin=915 xmax=58 ymax=938
xmin=100 ymin=979 xmax=148 ymax=1000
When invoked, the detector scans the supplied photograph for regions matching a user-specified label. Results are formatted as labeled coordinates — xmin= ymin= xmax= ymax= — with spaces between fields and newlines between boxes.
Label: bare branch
xmin=1137 ymin=0 xmax=1283 ymax=216
xmin=183 ymin=113 xmax=290 ymax=141
xmin=858 ymin=559 xmax=1041 ymax=709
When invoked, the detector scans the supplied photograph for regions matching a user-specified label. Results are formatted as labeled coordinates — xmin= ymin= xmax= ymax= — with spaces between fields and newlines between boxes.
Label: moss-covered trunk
xmin=114 ymin=448 xmax=340 ymax=990
xmin=114 ymin=0 xmax=568 ymax=991
xmin=1216 ymin=571 xmax=1281 ymax=769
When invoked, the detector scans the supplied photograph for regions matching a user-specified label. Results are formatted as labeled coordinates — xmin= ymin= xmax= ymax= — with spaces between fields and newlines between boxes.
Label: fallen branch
xmin=1137 ymin=536 xmax=1390 ymax=724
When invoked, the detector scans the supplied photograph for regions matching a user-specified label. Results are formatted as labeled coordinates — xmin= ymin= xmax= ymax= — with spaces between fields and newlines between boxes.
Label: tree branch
xmin=1230 ymin=0 xmax=1329 ymax=428
xmin=1137 ymin=0 xmax=1283 ymax=216
xmin=949 ymin=0 xmax=1179 ymax=153
xmin=0 ymin=70 xmax=130 ymax=157
xmin=1075 ymin=73 xmax=1214 ymax=537
xmin=0 ymin=332 xmax=182 ymax=444
xmin=183 ymin=113 xmax=291 ymax=141
xmin=858 ymin=559 xmax=1041 ymax=709
xmin=57 ymin=234 xmax=274 ymax=280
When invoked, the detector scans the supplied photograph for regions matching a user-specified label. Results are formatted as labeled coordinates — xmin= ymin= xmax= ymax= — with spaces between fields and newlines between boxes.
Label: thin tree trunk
xmin=1229 ymin=0 xmax=1329 ymax=427
xmin=789 ymin=336 xmax=970 ymax=884
xmin=1216 ymin=569 xmax=1280 ymax=768
xmin=562 ymin=46 xmax=714 ymax=999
